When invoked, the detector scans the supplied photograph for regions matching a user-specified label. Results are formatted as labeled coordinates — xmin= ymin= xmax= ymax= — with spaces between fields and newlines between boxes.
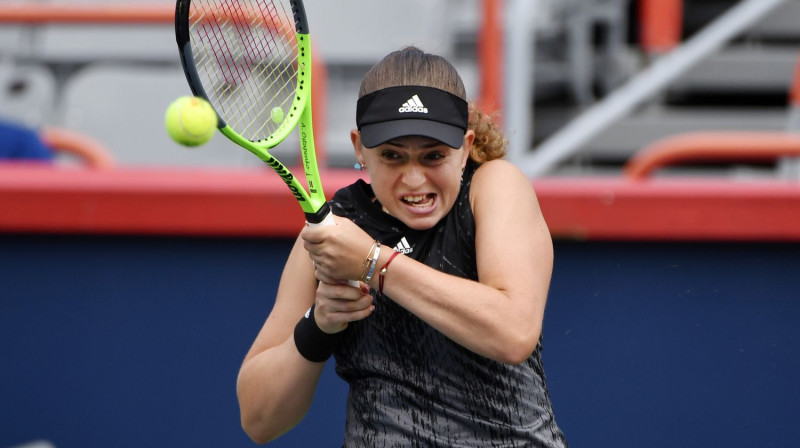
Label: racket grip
xmin=313 ymin=209 xmax=337 ymax=227
xmin=306 ymin=206 xmax=361 ymax=288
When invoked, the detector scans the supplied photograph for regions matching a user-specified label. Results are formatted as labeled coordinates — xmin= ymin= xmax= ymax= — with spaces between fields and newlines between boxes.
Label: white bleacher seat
xmin=37 ymin=24 xmax=176 ymax=65
xmin=0 ymin=2 xmax=51 ymax=127
xmin=303 ymin=0 xmax=454 ymax=65
xmin=0 ymin=24 xmax=26 ymax=56
xmin=0 ymin=63 xmax=57 ymax=128
xmin=37 ymin=0 xmax=176 ymax=64
xmin=56 ymin=64 xmax=291 ymax=168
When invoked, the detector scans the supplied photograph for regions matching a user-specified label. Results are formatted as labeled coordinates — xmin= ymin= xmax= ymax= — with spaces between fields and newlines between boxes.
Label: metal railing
xmin=506 ymin=0 xmax=791 ymax=177
xmin=624 ymin=131 xmax=800 ymax=179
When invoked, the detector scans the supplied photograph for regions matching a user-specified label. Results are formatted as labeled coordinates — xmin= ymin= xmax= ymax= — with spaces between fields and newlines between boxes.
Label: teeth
xmin=404 ymin=195 xmax=426 ymax=203
xmin=402 ymin=194 xmax=433 ymax=208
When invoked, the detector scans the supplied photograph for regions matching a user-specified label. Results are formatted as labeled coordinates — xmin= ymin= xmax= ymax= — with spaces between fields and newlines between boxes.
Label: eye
xmin=380 ymin=150 xmax=403 ymax=162
xmin=422 ymin=150 xmax=447 ymax=165
xmin=425 ymin=152 xmax=444 ymax=160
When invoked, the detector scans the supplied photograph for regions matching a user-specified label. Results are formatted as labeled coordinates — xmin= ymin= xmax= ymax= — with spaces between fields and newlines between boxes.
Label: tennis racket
xmin=174 ymin=0 xmax=332 ymax=225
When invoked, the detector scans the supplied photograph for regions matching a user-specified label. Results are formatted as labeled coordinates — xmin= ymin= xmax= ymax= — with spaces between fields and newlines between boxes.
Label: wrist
xmin=358 ymin=240 xmax=379 ymax=282
xmin=293 ymin=304 xmax=343 ymax=362
xmin=371 ymin=249 xmax=401 ymax=294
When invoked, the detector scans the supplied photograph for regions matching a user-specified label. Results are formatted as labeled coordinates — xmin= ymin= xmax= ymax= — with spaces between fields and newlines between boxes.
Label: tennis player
xmin=237 ymin=46 xmax=568 ymax=447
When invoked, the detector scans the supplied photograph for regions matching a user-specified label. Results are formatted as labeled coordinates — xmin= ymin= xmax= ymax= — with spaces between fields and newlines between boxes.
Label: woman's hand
xmin=300 ymin=216 xmax=375 ymax=283
xmin=301 ymin=216 xmax=377 ymax=333
xmin=313 ymin=280 xmax=374 ymax=334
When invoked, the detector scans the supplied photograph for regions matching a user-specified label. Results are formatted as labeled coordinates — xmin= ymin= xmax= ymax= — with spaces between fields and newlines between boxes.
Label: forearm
xmin=236 ymin=336 xmax=325 ymax=444
xmin=369 ymin=253 xmax=546 ymax=364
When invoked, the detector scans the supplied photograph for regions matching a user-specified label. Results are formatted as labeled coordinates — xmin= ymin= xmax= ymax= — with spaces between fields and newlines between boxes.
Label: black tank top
xmin=330 ymin=161 xmax=568 ymax=447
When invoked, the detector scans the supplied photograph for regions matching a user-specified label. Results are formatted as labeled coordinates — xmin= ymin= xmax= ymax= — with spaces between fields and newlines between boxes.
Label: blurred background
xmin=2 ymin=1 xmax=800 ymax=447
xmin=3 ymin=0 xmax=800 ymax=174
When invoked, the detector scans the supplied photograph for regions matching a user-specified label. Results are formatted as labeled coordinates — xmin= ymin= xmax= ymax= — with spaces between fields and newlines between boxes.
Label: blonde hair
xmin=359 ymin=47 xmax=506 ymax=163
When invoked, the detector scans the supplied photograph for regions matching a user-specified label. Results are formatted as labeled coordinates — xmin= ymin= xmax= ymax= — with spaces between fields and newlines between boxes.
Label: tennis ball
xmin=271 ymin=106 xmax=284 ymax=124
xmin=165 ymin=96 xmax=217 ymax=147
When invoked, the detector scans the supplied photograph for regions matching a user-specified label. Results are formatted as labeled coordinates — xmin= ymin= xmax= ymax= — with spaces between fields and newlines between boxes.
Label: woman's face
xmin=352 ymin=131 xmax=474 ymax=230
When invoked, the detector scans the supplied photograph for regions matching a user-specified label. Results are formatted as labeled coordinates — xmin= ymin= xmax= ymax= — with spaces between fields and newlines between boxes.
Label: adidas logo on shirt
xmin=398 ymin=95 xmax=428 ymax=114
xmin=393 ymin=236 xmax=413 ymax=254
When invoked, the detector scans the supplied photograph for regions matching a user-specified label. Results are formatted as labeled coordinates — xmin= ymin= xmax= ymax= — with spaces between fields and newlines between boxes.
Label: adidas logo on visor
xmin=398 ymin=95 xmax=428 ymax=114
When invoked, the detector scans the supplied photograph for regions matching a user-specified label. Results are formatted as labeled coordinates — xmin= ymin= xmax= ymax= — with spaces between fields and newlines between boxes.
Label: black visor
xmin=356 ymin=86 xmax=469 ymax=149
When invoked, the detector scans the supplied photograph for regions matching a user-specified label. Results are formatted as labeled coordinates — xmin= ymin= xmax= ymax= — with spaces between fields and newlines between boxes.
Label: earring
xmin=354 ymin=162 xmax=366 ymax=171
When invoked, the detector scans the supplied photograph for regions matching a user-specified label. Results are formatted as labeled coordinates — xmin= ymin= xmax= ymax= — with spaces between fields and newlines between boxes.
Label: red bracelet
xmin=378 ymin=251 xmax=401 ymax=295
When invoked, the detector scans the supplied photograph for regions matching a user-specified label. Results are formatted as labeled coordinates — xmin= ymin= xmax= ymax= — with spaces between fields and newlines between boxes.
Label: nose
xmin=401 ymin=163 xmax=426 ymax=188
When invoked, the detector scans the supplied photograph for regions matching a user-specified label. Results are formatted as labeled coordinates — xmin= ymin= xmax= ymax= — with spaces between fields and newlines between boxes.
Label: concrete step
xmin=666 ymin=45 xmax=799 ymax=96
xmin=683 ymin=0 xmax=800 ymax=40
xmin=746 ymin=0 xmax=800 ymax=41
xmin=559 ymin=105 xmax=790 ymax=163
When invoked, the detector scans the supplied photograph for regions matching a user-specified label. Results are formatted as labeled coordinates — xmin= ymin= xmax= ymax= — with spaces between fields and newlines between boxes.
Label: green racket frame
xmin=175 ymin=0 xmax=330 ymax=222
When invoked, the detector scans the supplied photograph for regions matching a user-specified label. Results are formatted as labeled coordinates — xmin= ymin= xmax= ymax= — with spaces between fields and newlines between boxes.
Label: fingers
xmin=318 ymin=296 xmax=374 ymax=324
xmin=312 ymin=264 xmax=339 ymax=285
xmin=299 ymin=221 xmax=326 ymax=244
xmin=302 ymin=229 xmax=345 ymax=281
xmin=310 ymin=251 xmax=356 ymax=284
xmin=301 ymin=217 xmax=372 ymax=282
xmin=316 ymin=281 xmax=369 ymax=308
xmin=314 ymin=281 xmax=374 ymax=333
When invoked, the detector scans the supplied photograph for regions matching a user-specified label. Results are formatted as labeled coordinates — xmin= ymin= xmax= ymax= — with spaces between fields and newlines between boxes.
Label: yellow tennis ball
xmin=165 ymin=96 xmax=217 ymax=147
xmin=271 ymin=106 xmax=284 ymax=124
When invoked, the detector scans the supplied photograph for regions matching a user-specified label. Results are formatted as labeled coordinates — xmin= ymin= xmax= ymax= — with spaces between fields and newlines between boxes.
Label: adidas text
xmin=398 ymin=105 xmax=428 ymax=113
xmin=398 ymin=95 xmax=428 ymax=114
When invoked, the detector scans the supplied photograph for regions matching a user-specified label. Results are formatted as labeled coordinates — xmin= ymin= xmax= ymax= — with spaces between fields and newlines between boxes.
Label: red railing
xmin=639 ymin=0 xmax=684 ymax=54
xmin=624 ymin=132 xmax=800 ymax=180
xmin=0 ymin=3 xmax=171 ymax=23
xmin=477 ymin=0 xmax=503 ymax=119
xmin=39 ymin=127 xmax=116 ymax=169
xmin=791 ymin=51 xmax=800 ymax=108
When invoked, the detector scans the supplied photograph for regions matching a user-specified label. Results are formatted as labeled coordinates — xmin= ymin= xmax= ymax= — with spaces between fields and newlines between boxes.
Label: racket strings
xmin=190 ymin=0 xmax=299 ymax=142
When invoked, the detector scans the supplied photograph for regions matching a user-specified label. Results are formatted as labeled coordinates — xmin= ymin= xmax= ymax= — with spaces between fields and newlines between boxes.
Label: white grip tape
xmin=307 ymin=212 xmax=361 ymax=288
xmin=308 ymin=211 xmax=337 ymax=228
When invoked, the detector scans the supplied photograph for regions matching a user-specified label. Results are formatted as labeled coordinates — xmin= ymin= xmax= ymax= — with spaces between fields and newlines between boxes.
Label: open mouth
xmin=402 ymin=193 xmax=435 ymax=209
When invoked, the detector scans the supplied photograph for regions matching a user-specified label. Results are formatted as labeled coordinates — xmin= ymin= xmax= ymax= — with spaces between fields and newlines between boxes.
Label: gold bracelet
xmin=364 ymin=242 xmax=381 ymax=283
xmin=359 ymin=241 xmax=378 ymax=282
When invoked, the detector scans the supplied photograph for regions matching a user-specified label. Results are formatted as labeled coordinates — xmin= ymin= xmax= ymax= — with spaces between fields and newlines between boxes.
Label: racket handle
xmin=306 ymin=205 xmax=361 ymax=288
xmin=313 ymin=209 xmax=337 ymax=227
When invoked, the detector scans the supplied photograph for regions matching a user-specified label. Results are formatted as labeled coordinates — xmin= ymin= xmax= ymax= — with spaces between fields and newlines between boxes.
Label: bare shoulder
xmin=469 ymin=159 xmax=552 ymax=296
xmin=470 ymin=159 xmax=537 ymax=204
xmin=473 ymin=158 xmax=525 ymax=180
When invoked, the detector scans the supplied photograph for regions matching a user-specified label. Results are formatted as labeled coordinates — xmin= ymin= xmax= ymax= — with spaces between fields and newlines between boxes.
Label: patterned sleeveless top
xmin=330 ymin=160 xmax=568 ymax=448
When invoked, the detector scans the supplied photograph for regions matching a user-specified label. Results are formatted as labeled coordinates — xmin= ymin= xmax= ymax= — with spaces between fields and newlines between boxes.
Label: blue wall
xmin=1 ymin=235 xmax=347 ymax=448
xmin=1 ymin=236 xmax=798 ymax=447
xmin=544 ymin=242 xmax=800 ymax=447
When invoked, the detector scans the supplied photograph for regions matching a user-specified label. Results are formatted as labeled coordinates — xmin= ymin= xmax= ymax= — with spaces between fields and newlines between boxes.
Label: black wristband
xmin=293 ymin=304 xmax=343 ymax=362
